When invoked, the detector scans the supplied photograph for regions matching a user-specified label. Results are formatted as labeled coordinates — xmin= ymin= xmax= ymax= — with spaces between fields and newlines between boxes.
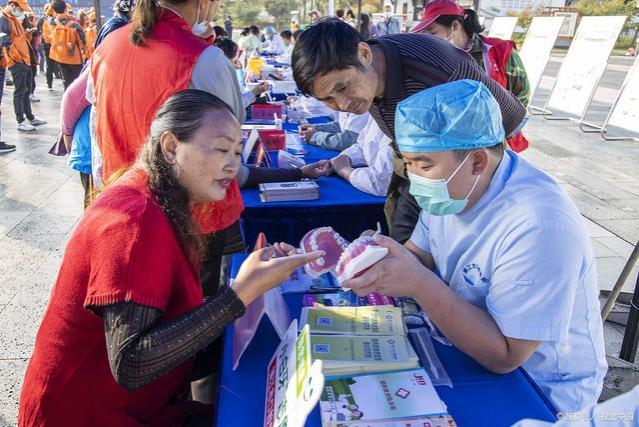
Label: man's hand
xmin=301 ymin=160 xmax=331 ymax=178
xmin=342 ymin=234 xmax=436 ymax=298
xmin=252 ymin=81 xmax=270 ymax=97
xmin=299 ymin=124 xmax=317 ymax=142
xmin=330 ymin=155 xmax=353 ymax=179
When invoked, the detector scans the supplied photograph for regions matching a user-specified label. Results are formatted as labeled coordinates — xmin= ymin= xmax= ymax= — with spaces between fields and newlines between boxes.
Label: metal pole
xmin=357 ymin=0 xmax=362 ymax=27
xmin=619 ymin=267 xmax=639 ymax=362
xmin=93 ymin=0 xmax=102 ymax=29
xmin=602 ymin=241 xmax=639 ymax=320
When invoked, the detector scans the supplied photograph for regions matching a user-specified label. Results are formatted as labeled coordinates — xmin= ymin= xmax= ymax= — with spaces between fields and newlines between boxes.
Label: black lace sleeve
xmin=101 ymin=286 xmax=245 ymax=391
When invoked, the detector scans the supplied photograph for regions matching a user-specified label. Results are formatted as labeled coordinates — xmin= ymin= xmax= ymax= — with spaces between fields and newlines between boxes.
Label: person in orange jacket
xmin=38 ymin=3 xmax=59 ymax=89
xmin=0 ymin=0 xmax=47 ymax=132
xmin=49 ymin=0 xmax=87 ymax=89
xmin=84 ymin=10 xmax=96 ymax=58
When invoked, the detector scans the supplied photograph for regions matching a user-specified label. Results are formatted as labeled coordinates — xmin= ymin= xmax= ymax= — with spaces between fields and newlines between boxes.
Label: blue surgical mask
xmin=191 ymin=0 xmax=208 ymax=35
xmin=12 ymin=10 xmax=25 ymax=20
xmin=407 ymin=154 xmax=480 ymax=216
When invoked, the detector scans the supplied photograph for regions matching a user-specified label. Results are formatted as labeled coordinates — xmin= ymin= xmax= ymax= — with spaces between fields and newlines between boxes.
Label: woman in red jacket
xmin=412 ymin=0 xmax=531 ymax=152
xmin=18 ymin=90 xmax=323 ymax=426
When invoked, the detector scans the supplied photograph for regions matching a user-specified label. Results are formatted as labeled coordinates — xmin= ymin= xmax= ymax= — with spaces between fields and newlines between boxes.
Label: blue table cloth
xmin=240 ymin=117 xmax=387 ymax=248
xmin=216 ymin=254 xmax=557 ymax=427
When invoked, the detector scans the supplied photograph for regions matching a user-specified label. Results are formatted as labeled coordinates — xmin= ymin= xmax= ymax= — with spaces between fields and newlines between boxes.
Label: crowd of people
xmin=0 ymin=0 xmax=623 ymax=425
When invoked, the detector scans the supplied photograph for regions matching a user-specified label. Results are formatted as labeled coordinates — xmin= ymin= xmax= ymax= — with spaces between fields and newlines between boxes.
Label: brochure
xmin=300 ymin=306 xmax=406 ymax=336
xmin=264 ymin=320 xmax=325 ymax=427
xmin=303 ymin=292 xmax=399 ymax=308
xmin=319 ymin=369 xmax=448 ymax=427
xmin=310 ymin=334 xmax=419 ymax=376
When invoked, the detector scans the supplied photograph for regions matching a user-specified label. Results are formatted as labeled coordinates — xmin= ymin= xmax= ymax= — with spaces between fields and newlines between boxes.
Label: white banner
xmin=545 ymin=16 xmax=626 ymax=118
xmin=605 ymin=56 xmax=639 ymax=135
xmin=519 ymin=16 xmax=566 ymax=100
xmin=488 ymin=16 xmax=518 ymax=40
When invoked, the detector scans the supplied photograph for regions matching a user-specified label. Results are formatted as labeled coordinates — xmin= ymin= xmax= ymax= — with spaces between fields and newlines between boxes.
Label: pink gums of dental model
xmin=300 ymin=227 xmax=349 ymax=276
xmin=300 ymin=227 xmax=388 ymax=285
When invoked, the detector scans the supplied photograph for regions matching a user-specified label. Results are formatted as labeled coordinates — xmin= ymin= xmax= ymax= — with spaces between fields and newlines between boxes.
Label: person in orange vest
xmin=49 ymin=0 xmax=86 ymax=89
xmin=38 ymin=3 xmax=58 ymax=90
xmin=84 ymin=10 xmax=96 ymax=58
xmin=90 ymin=0 xmax=249 ymax=302
xmin=412 ymin=0 xmax=531 ymax=152
xmin=0 ymin=0 xmax=47 ymax=132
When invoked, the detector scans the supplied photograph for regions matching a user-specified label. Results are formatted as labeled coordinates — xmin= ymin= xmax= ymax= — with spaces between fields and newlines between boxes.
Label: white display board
xmin=488 ymin=16 xmax=518 ymax=40
xmin=604 ymin=56 xmax=639 ymax=136
xmin=545 ymin=16 xmax=626 ymax=118
xmin=555 ymin=11 xmax=578 ymax=37
xmin=519 ymin=16 xmax=566 ymax=101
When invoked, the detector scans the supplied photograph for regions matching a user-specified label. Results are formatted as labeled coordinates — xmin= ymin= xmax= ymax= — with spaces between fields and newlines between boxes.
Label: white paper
xmin=277 ymin=150 xmax=306 ymax=169
xmin=488 ymin=16 xmax=518 ymax=40
xmin=545 ymin=16 xmax=626 ymax=118
xmin=242 ymin=129 xmax=260 ymax=163
xmin=519 ymin=16 xmax=566 ymax=100
xmin=269 ymin=80 xmax=298 ymax=94
xmin=606 ymin=56 xmax=639 ymax=135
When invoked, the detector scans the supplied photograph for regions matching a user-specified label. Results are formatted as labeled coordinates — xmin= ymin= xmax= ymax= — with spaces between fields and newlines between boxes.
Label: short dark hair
xmin=52 ymin=0 xmax=67 ymax=14
xmin=435 ymin=9 xmax=485 ymax=36
xmin=336 ymin=9 xmax=344 ymax=18
xmin=292 ymin=18 xmax=363 ymax=96
xmin=249 ymin=25 xmax=260 ymax=35
xmin=213 ymin=25 xmax=227 ymax=38
xmin=214 ymin=38 xmax=238 ymax=60
xmin=452 ymin=142 xmax=505 ymax=160
xmin=280 ymin=29 xmax=292 ymax=40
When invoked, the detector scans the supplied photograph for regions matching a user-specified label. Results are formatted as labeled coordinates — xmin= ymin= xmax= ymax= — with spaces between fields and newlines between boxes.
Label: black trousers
xmin=59 ymin=63 xmax=82 ymax=90
xmin=9 ymin=63 xmax=34 ymax=123
xmin=43 ymin=44 xmax=59 ymax=88
xmin=389 ymin=177 xmax=421 ymax=244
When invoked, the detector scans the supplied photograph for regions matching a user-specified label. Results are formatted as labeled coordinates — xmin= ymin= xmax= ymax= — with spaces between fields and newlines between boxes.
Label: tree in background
xmin=221 ymin=0 xmax=384 ymax=30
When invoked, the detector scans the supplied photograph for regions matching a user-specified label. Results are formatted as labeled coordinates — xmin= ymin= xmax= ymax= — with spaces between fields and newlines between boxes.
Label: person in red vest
xmin=90 ymin=0 xmax=246 ymax=299
xmin=18 ymin=90 xmax=324 ymax=427
xmin=412 ymin=0 xmax=531 ymax=152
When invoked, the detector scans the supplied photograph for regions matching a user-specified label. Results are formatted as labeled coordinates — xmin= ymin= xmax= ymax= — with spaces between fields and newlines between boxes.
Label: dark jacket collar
xmin=367 ymin=37 xmax=406 ymax=100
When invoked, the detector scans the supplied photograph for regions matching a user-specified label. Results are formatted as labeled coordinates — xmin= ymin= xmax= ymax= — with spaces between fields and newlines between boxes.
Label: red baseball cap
xmin=411 ymin=0 xmax=464 ymax=34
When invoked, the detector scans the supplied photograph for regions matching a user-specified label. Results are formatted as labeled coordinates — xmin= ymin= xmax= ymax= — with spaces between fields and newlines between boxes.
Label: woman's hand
xmin=232 ymin=245 xmax=324 ymax=306
xmin=299 ymin=124 xmax=317 ymax=142
xmin=301 ymin=160 xmax=332 ymax=179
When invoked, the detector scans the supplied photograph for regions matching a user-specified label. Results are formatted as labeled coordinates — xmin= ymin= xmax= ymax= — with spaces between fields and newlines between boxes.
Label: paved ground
xmin=0 ymin=55 xmax=638 ymax=425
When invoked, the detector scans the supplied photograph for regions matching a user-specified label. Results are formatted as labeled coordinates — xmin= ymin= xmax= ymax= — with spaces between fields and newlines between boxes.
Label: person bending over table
xmin=299 ymin=111 xmax=369 ymax=152
xmin=292 ymin=18 xmax=527 ymax=244
xmin=18 ymin=90 xmax=324 ymax=427
xmin=329 ymin=115 xmax=393 ymax=196
xmin=341 ymin=81 xmax=607 ymax=413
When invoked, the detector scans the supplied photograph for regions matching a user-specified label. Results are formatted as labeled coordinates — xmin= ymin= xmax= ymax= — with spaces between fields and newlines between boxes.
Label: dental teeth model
xmin=300 ymin=227 xmax=389 ymax=285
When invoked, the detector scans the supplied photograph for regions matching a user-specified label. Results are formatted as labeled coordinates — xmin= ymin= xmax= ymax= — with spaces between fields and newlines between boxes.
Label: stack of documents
xmin=259 ymin=181 xmax=320 ymax=202
xmin=301 ymin=306 xmax=419 ymax=376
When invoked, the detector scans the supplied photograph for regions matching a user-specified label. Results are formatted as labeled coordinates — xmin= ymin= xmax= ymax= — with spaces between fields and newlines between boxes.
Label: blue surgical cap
xmin=395 ymin=80 xmax=505 ymax=153
xmin=265 ymin=26 xmax=277 ymax=35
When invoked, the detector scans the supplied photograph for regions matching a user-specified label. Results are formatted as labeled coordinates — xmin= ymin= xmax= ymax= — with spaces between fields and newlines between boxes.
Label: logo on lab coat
xmin=462 ymin=263 xmax=489 ymax=287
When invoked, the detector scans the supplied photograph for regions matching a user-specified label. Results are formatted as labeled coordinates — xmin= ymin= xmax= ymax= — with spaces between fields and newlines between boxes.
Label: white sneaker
xmin=17 ymin=122 xmax=36 ymax=131
xmin=28 ymin=117 xmax=47 ymax=126
xmin=29 ymin=94 xmax=40 ymax=102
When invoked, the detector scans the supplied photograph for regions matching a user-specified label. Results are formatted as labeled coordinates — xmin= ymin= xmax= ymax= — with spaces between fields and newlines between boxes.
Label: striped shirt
xmin=367 ymin=34 xmax=527 ymax=156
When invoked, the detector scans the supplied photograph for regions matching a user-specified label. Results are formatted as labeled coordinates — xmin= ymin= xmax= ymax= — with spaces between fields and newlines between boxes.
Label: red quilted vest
xmin=92 ymin=8 xmax=244 ymax=233
xmin=480 ymin=35 xmax=530 ymax=152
